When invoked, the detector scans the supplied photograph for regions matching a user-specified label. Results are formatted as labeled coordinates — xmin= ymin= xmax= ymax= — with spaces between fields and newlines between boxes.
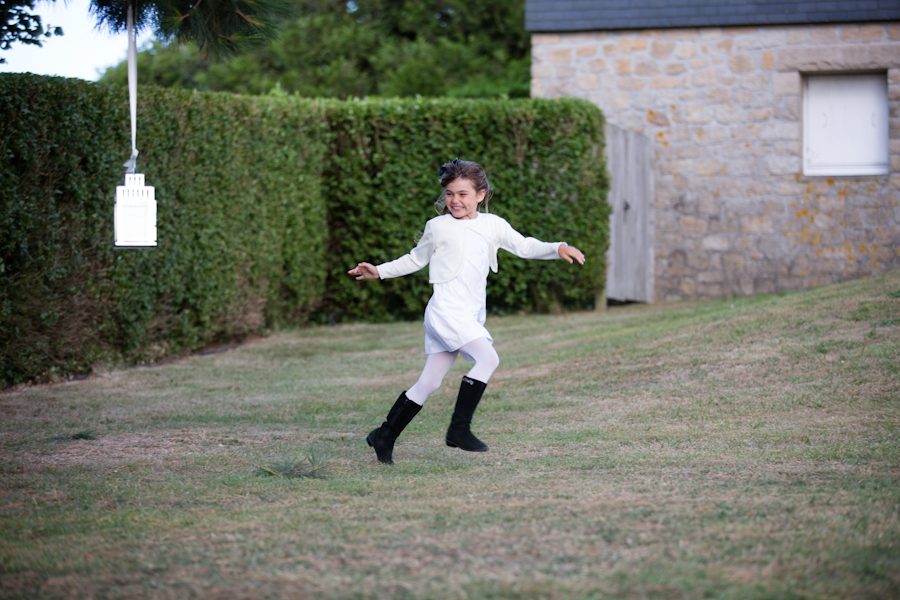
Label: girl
xmin=348 ymin=159 xmax=585 ymax=464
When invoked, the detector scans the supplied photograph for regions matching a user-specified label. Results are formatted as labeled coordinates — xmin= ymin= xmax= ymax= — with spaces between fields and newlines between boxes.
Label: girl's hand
xmin=348 ymin=262 xmax=380 ymax=280
xmin=558 ymin=244 xmax=585 ymax=265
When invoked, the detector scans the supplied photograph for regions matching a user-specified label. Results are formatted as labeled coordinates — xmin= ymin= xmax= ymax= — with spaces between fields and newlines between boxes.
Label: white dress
xmin=423 ymin=216 xmax=492 ymax=361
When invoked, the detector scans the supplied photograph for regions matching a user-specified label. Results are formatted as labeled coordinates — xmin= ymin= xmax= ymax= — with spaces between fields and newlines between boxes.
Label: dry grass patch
xmin=1 ymin=271 xmax=899 ymax=599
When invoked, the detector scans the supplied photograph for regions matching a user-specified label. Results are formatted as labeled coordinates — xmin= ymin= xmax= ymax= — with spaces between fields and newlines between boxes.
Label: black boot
xmin=366 ymin=392 xmax=422 ymax=464
xmin=446 ymin=376 xmax=489 ymax=452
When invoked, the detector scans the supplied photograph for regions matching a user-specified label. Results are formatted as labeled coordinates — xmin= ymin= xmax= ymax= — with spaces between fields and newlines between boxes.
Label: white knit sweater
xmin=377 ymin=213 xmax=564 ymax=284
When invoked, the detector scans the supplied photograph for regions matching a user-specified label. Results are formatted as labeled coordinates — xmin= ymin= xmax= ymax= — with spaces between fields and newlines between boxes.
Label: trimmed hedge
xmin=321 ymin=98 xmax=609 ymax=322
xmin=1 ymin=74 xmax=609 ymax=385
xmin=1 ymin=75 xmax=328 ymax=384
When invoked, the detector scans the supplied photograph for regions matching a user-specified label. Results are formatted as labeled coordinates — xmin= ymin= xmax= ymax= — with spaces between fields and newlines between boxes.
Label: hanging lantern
xmin=115 ymin=173 xmax=156 ymax=247
xmin=115 ymin=3 xmax=157 ymax=248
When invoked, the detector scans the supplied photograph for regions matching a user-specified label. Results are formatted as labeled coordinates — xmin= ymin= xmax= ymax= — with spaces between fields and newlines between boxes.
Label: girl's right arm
xmin=349 ymin=221 xmax=435 ymax=281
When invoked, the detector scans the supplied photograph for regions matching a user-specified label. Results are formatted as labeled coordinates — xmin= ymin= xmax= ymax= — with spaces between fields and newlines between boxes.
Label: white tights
xmin=405 ymin=338 xmax=499 ymax=406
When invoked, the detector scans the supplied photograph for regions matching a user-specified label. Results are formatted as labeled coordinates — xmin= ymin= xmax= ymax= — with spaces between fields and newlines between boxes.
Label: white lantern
xmin=115 ymin=173 xmax=156 ymax=247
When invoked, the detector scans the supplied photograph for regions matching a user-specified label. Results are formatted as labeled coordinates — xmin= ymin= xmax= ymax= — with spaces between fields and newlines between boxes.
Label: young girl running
xmin=348 ymin=159 xmax=585 ymax=464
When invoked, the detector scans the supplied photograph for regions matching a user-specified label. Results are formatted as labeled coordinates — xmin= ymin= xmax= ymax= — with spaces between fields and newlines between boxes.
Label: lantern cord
xmin=123 ymin=3 xmax=139 ymax=174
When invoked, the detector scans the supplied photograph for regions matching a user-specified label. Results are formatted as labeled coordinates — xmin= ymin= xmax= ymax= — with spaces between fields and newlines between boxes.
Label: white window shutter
xmin=803 ymin=73 xmax=888 ymax=176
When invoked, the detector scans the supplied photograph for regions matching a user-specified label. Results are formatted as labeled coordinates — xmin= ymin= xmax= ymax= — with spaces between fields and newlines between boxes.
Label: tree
xmin=100 ymin=0 xmax=531 ymax=98
xmin=89 ymin=0 xmax=296 ymax=58
xmin=0 ymin=0 xmax=63 ymax=64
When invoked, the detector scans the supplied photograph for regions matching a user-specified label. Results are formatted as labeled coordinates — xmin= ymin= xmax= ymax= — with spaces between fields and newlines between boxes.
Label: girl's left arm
xmin=499 ymin=219 xmax=585 ymax=264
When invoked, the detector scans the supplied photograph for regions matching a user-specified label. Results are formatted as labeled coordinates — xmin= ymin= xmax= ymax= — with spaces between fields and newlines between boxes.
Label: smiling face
xmin=444 ymin=178 xmax=486 ymax=220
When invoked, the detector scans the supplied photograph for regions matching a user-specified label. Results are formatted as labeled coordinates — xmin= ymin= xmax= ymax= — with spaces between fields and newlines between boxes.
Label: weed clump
xmin=257 ymin=450 xmax=328 ymax=479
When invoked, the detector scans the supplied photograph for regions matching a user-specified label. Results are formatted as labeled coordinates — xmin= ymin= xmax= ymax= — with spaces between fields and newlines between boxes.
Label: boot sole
xmin=446 ymin=440 xmax=488 ymax=452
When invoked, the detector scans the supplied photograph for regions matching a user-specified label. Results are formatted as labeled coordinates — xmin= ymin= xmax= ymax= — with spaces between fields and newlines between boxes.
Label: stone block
xmin=728 ymin=54 xmax=755 ymax=76
xmin=676 ymin=44 xmax=698 ymax=59
xmin=861 ymin=25 xmax=884 ymax=43
xmin=698 ymin=193 xmax=721 ymax=215
xmin=715 ymin=39 xmax=733 ymax=54
xmin=761 ymin=122 xmax=800 ymax=141
xmin=697 ymin=282 xmax=724 ymax=296
xmin=577 ymin=44 xmax=598 ymax=57
xmin=576 ymin=75 xmax=598 ymax=90
xmin=684 ymin=104 xmax=713 ymax=123
xmin=649 ymin=76 xmax=682 ymax=89
xmin=784 ymin=96 xmax=802 ymax=121
xmin=767 ymin=155 xmax=801 ymax=175
xmin=666 ymin=261 xmax=695 ymax=276
xmin=739 ymin=214 xmax=767 ymax=234
xmin=674 ymin=144 xmax=704 ymax=158
xmin=691 ymin=67 xmax=717 ymax=87
xmin=565 ymin=32 xmax=595 ymax=43
xmin=761 ymin=50 xmax=775 ymax=70
xmin=531 ymin=79 xmax=544 ymax=97
xmin=589 ymin=58 xmax=609 ymax=73
xmin=604 ymin=43 xmax=618 ymax=56
xmin=744 ymin=30 xmax=785 ymax=50
xmin=701 ymin=28 xmax=723 ymax=40
xmin=698 ymin=271 xmax=725 ymax=283
xmin=840 ymin=26 xmax=860 ymax=43
xmin=680 ymin=279 xmax=697 ymax=295
xmin=729 ymin=160 xmax=757 ymax=177
xmin=660 ymin=159 xmax=694 ymax=175
xmin=705 ymin=87 xmax=730 ymax=104
xmin=776 ymin=44 xmax=900 ymax=73
xmin=715 ymin=105 xmax=742 ymax=124
xmin=700 ymin=235 xmax=731 ymax=252
xmin=680 ymin=216 xmax=709 ymax=234
xmin=889 ymin=25 xmax=900 ymax=41
xmin=697 ymin=159 xmax=725 ymax=176
xmin=621 ymin=38 xmax=649 ymax=53
xmin=774 ymin=71 xmax=801 ymax=95
xmin=549 ymin=48 xmax=572 ymax=63
xmin=687 ymin=251 xmax=709 ymax=269
xmin=786 ymin=29 xmax=808 ymax=45
xmin=636 ymin=61 xmax=661 ymax=76
xmin=690 ymin=58 xmax=711 ymax=70
xmin=890 ymin=118 xmax=900 ymax=139
xmin=618 ymin=77 xmax=645 ymax=90
xmin=734 ymin=236 xmax=757 ymax=251
xmin=652 ymin=40 xmax=676 ymax=59
xmin=678 ymin=89 xmax=705 ymax=102
xmin=732 ymin=125 xmax=760 ymax=141
xmin=532 ymin=34 xmax=561 ymax=45
xmin=531 ymin=63 xmax=553 ymax=78
xmin=809 ymin=26 xmax=838 ymax=44
xmin=748 ymin=109 xmax=771 ymax=122
xmin=614 ymin=57 xmax=632 ymax=74
xmin=668 ymin=29 xmax=701 ymax=41
xmin=557 ymin=65 xmax=576 ymax=78
xmin=605 ymin=91 xmax=630 ymax=111
xmin=741 ymin=74 xmax=771 ymax=91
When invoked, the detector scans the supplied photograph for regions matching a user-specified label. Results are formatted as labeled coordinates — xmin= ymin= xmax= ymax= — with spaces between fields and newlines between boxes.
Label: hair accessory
xmin=439 ymin=158 xmax=461 ymax=177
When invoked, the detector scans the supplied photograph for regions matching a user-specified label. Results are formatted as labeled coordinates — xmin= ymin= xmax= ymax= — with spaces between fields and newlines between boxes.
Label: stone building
xmin=527 ymin=0 xmax=900 ymax=301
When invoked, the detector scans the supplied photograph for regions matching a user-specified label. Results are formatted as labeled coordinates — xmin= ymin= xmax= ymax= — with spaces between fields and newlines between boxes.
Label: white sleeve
xmin=376 ymin=221 xmax=434 ymax=279
xmin=497 ymin=218 xmax=564 ymax=260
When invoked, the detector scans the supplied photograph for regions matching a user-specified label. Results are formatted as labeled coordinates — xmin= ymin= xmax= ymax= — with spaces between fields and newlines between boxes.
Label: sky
xmin=0 ymin=0 xmax=154 ymax=81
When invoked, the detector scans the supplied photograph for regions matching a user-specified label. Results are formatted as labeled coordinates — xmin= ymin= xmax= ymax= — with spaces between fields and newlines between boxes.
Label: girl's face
xmin=445 ymin=178 xmax=485 ymax=220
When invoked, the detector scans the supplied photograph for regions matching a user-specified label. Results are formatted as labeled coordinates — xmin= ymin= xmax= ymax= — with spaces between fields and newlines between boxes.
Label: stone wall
xmin=531 ymin=23 xmax=900 ymax=300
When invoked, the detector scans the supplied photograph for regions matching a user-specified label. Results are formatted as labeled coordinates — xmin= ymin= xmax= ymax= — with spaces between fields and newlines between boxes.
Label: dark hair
xmin=435 ymin=159 xmax=493 ymax=215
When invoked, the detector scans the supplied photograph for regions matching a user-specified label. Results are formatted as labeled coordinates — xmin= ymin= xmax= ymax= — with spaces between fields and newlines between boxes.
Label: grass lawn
xmin=1 ymin=271 xmax=898 ymax=599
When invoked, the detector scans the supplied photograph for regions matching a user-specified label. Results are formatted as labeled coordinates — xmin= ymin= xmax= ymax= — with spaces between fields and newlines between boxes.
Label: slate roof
xmin=525 ymin=0 xmax=900 ymax=32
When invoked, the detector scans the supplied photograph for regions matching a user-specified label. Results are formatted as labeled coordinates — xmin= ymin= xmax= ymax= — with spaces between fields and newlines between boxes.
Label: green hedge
xmin=321 ymin=97 xmax=609 ymax=322
xmin=1 ymin=74 xmax=609 ymax=385
xmin=0 ymin=74 xmax=329 ymax=384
